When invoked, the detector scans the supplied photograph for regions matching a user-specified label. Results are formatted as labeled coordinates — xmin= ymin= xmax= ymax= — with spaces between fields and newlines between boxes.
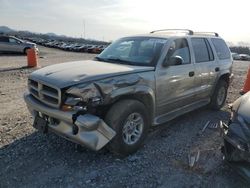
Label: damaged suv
xmin=24 ymin=29 xmax=233 ymax=156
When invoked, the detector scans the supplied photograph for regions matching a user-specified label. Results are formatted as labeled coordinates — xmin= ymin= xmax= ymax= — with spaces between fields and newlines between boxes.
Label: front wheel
xmin=210 ymin=80 xmax=228 ymax=110
xmin=105 ymin=100 xmax=149 ymax=156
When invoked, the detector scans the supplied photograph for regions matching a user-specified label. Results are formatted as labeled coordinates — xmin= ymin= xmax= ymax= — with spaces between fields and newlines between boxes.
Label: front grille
xmin=28 ymin=79 xmax=61 ymax=108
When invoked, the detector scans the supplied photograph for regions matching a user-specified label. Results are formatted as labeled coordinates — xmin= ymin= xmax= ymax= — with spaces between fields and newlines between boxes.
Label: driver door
xmin=8 ymin=38 xmax=23 ymax=52
xmin=155 ymin=38 xmax=197 ymax=120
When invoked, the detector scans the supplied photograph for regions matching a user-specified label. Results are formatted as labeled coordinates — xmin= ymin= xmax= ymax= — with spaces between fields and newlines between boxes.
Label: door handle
xmin=215 ymin=67 xmax=220 ymax=72
xmin=189 ymin=71 xmax=195 ymax=77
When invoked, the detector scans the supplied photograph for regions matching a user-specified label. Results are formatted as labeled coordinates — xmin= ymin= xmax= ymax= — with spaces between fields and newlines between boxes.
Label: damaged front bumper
xmin=220 ymin=121 xmax=250 ymax=181
xmin=24 ymin=92 xmax=116 ymax=151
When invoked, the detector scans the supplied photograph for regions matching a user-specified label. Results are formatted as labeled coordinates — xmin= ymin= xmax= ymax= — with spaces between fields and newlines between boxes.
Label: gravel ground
xmin=0 ymin=46 xmax=250 ymax=188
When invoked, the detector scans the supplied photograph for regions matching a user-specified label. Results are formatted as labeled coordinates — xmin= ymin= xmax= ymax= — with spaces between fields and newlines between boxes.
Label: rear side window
xmin=191 ymin=38 xmax=211 ymax=63
xmin=211 ymin=38 xmax=231 ymax=59
xmin=0 ymin=37 xmax=9 ymax=42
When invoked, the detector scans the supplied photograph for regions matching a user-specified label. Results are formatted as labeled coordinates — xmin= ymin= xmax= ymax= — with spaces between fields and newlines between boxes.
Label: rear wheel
xmin=105 ymin=99 xmax=149 ymax=156
xmin=210 ymin=80 xmax=228 ymax=110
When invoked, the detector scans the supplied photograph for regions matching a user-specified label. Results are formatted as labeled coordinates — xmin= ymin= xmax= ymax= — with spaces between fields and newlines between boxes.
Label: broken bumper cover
xmin=220 ymin=121 xmax=250 ymax=181
xmin=24 ymin=92 xmax=116 ymax=151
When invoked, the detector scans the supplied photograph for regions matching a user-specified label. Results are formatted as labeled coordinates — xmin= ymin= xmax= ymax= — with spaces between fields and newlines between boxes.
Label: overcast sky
xmin=1 ymin=0 xmax=249 ymax=43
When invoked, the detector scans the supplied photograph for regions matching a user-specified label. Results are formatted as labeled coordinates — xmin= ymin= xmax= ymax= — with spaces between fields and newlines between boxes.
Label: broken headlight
xmin=62 ymin=84 xmax=103 ymax=111
xmin=62 ymin=96 xmax=85 ymax=111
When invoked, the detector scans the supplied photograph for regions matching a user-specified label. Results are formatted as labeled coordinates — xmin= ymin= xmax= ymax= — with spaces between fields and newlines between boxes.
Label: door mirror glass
xmin=169 ymin=56 xmax=183 ymax=66
xmin=163 ymin=56 xmax=184 ymax=67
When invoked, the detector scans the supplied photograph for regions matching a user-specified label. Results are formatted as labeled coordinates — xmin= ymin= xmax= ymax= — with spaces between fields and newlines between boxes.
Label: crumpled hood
xmin=29 ymin=60 xmax=154 ymax=88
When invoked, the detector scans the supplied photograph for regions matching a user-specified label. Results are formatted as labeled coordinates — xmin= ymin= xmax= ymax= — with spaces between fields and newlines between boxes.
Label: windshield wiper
xmin=95 ymin=56 xmax=105 ymax=61
xmin=106 ymin=57 xmax=135 ymax=65
xmin=96 ymin=56 xmax=137 ymax=65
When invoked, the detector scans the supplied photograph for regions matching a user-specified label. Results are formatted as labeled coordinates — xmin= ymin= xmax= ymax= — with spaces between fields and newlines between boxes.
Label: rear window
xmin=211 ymin=38 xmax=231 ymax=60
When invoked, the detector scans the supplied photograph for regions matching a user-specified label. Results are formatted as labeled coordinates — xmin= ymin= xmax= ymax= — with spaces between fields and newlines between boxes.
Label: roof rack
xmin=149 ymin=29 xmax=219 ymax=37
xmin=150 ymin=29 xmax=194 ymax=35
xmin=193 ymin=32 xmax=219 ymax=37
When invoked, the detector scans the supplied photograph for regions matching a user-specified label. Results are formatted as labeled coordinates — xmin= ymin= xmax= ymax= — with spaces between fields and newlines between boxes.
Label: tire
xmin=210 ymin=80 xmax=228 ymax=110
xmin=105 ymin=99 xmax=149 ymax=156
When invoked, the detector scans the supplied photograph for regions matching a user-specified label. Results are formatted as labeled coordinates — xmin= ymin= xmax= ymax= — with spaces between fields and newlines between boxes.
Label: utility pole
xmin=83 ymin=19 xmax=86 ymax=39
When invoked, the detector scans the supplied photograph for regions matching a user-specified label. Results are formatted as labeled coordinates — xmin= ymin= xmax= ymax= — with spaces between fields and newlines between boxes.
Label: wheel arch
xmin=103 ymin=86 xmax=155 ymax=124
xmin=219 ymin=73 xmax=231 ymax=86
xmin=212 ymin=72 xmax=231 ymax=95
xmin=23 ymin=47 xmax=31 ymax=54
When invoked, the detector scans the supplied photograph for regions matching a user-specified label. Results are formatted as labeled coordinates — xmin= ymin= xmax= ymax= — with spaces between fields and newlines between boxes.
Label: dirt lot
xmin=0 ymin=46 xmax=250 ymax=188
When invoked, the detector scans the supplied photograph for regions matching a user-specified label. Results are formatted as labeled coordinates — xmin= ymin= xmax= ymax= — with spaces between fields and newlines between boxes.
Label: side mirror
xmin=163 ymin=56 xmax=183 ymax=67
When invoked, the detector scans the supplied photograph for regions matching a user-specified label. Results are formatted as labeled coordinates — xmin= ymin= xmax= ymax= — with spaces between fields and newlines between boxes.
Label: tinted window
xmin=166 ymin=38 xmax=190 ymax=65
xmin=0 ymin=36 xmax=9 ymax=42
xmin=211 ymin=38 xmax=231 ymax=59
xmin=191 ymin=38 xmax=210 ymax=63
xmin=9 ymin=38 xmax=17 ymax=43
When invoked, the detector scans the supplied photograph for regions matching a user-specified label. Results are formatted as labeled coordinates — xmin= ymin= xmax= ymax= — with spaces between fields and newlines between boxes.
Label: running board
xmin=153 ymin=99 xmax=210 ymax=125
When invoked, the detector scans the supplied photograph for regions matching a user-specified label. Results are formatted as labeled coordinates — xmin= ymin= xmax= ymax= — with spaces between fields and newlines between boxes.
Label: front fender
xmin=104 ymin=85 xmax=156 ymax=122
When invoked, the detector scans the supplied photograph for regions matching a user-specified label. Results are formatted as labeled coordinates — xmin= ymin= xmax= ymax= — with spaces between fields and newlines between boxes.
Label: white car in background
xmin=231 ymin=52 xmax=241 ymax=60
xmin=239 ymin=54 xmax=250 ymax=61
xmin=0 ymin=35 xmax=38 ymax=54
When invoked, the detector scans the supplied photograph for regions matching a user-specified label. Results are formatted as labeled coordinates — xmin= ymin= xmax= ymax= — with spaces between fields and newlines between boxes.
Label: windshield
xmin=96 ymin=37 xmax=167 ymax=66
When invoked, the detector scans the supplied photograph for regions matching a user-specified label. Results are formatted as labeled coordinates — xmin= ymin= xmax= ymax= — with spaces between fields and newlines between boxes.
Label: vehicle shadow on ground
xmin=1 ymin=108 xmax=247 ymax=187
xmin=148 ymin=107 xmax=230 ymax=139
xmin=0 ymin=52 xmax=25 ymax=56
xmin=0 ymin=66 xmax=32 ymax=73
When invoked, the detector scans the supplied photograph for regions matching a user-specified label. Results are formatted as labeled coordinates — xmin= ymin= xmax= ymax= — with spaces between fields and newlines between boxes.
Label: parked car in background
xmin=239 ymin=54 xmax=250 ymax=61
xmin=0 ymin=35 xmax=38 ymax=54
xmin=231 ymin=52 xmax=241 ymax=60
xmin=87 ymin=45 xmax=98 ymax=53
xmin=79 ymin=45 xmax=92 ymax=52
xmin=74 ymin=44 xmax=86 ymax=52
xmin=92 ymin=45 xmax=105 ymax=54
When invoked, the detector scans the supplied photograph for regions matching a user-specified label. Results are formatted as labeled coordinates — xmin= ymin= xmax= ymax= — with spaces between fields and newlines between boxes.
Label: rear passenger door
xmin=191 ymin=38 xmax=219 ymax=100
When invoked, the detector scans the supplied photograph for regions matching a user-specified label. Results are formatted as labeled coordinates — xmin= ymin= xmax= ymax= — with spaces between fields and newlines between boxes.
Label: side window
xmin=205 ymin=39 xmax=214 ymax=61
xmin=9 ymin=38 xmax=17 ymax=43
xmin=0 ymin=37 xmax=9 ymax=42
xmin=166 ymin=38 xmax=190 ymax=65
xmin=191 ymin=38 xmax=211 ymax=63
xmin=211 ymin=38 xmax=231 ymax=60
